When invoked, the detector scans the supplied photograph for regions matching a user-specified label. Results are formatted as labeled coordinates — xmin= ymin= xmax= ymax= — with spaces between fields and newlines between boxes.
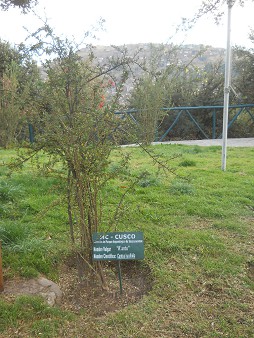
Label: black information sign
xmin=92 ymin=231 xmax=144 ymax=261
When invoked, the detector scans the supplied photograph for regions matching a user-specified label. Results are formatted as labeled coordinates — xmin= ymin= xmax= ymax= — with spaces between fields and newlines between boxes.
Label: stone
xmin=2 ymin=276 xmax=63 ymax=306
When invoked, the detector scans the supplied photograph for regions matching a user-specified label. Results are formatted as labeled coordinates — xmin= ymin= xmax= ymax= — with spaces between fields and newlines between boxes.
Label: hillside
xmin=78 ymin=43 xmax=225 ymax=101
xmin=78 ymin=43 xmax=225 ymax=67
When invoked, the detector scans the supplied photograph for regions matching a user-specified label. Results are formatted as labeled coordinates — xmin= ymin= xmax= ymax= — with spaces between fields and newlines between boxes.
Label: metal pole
xmin=222 ymin=1 xmax=234 ymax=171
xmin=117 ymin=260 xmax=123 ymax=295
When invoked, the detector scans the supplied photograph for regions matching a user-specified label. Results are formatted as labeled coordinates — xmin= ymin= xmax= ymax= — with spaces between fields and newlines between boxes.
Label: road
xmin=152 ymin=138 xmax=254 ymax=147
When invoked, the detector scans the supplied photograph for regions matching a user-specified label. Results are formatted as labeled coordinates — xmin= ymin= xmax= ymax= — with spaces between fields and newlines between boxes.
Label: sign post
xmin=117 ymin=261 xmax=123 ymax=294
xmin=92 ymin=231 xmax=144 ymax=294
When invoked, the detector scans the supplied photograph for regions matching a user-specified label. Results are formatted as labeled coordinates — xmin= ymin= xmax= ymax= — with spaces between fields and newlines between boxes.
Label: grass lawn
xmin=0 ymin=144 xmax=253 ymax=337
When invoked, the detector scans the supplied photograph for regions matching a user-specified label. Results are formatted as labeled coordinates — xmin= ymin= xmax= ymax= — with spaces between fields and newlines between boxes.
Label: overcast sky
xmin=0 ymin=0 xmax=253 ymax=49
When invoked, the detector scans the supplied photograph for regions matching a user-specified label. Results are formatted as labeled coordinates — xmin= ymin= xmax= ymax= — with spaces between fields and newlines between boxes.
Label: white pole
xmin=221 ymin=1 xmax=234 ymax=171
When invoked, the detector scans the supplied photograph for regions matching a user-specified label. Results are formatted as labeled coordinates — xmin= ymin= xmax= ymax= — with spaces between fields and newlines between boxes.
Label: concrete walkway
xmin=152 ymin=138 xmax=254 ymax=147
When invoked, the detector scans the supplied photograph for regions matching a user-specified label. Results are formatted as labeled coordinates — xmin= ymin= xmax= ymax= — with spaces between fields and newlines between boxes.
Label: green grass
xmin=0 ymin=295 xmax=74 ymax=337
xmin=0 ymin=144 xmax=254 ymax=337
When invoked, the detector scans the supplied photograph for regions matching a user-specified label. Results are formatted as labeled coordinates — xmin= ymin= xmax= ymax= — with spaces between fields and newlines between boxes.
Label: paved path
xmin=152 ymin=138 xmax=254 ymax=147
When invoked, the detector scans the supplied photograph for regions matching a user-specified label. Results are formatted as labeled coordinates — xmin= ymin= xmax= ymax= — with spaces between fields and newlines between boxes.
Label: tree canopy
xmin=0 ymin=0 xmax=37 ymax=12
xmin=191 ymin=0 xmax=254 ymax=25
xmin=0 ymin=40 xmax=40 ymax=147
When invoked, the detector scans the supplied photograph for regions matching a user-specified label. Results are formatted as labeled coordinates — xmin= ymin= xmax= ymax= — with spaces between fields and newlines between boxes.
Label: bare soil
xmin=58 ymin=260 xmax=153 ymax=316
xmin=1 ymin=260 xmax=153 ymax=317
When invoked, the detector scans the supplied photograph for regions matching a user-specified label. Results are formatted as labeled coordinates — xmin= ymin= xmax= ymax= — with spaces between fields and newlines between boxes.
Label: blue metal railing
xmin=115 ymin=104 xmax=254 ymax=141
xmin=28 ymin=104 xmax=254 ymax=143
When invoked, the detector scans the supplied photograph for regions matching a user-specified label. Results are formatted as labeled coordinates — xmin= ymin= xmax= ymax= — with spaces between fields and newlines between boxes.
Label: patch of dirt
xmin=1 ymin=257 xmax=153 ymax=317
xmin=58 ymin=260 xmax=153 ymax=316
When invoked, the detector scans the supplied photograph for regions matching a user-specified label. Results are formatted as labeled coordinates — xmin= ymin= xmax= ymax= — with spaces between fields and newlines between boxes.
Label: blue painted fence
xmin=115 ymin=104 xmax=254 ymax=141
xmin=29 ymin=104 xmax=254 ymax=143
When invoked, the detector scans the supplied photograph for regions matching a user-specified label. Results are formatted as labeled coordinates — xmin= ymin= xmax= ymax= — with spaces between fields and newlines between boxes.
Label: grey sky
xmin=0 ymin=0 xmax=253 ymax=48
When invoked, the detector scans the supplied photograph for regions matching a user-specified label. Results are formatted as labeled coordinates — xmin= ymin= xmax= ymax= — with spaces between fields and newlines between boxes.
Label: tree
xmin=19 ymin=26 xmax=143 ymax=288
xmin=233 ymin=46 xmax=254 ymax=103
xmin=229 ymin=39 xmax=254 ymax=137
xmin=0 ymin=39 xmax=22 ymax=77
xmin=194 ymin=0 xmax=252 ymax=22
xmin=128 ymin=44 xmax=181 ymax=143
xmin=129 ymin=75 xmax=165 ymax=144
xmin=15 ymin=24 xmax=179 ymax=289
xmin=128 ymin=44 xmax=226 ymax=140
xmin=0 ymin=0 xmax=37 ymax=12
xmin=0 ymin=40 xmax=40 ymax=147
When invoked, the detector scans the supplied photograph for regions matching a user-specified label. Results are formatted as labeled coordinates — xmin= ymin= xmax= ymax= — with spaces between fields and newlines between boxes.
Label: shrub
xmin=179 ymin=159 xmax=196 ymax=167
xmin=169 ymin=180 xmax=195 ymax=195
xmin=0 ymin=222 xmax=28 ymax=246
xmin=0 ymin=181 xmax=22 ymax=202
